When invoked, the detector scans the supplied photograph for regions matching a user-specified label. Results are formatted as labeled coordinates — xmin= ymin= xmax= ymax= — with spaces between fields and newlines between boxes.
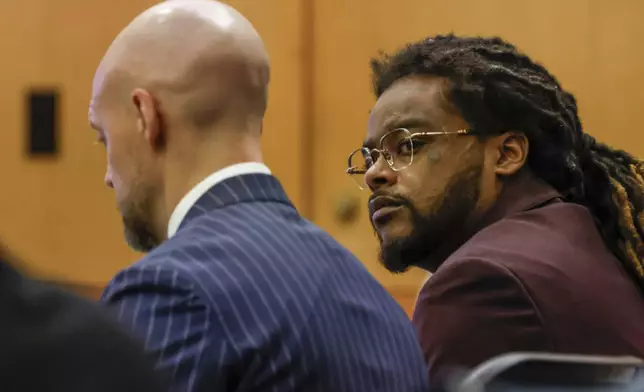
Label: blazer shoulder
xmin=103 ymin=234 xmax=263 ymax=307
xmin=462 ymin=202 xmax=595 ymax=254
xmin=102 ymin=244 xmax=202 ymax=301
xmin=426 ymin=256 xmax=525 ymax=298
xmin=450 ymin=202 xmax=604 ymax=285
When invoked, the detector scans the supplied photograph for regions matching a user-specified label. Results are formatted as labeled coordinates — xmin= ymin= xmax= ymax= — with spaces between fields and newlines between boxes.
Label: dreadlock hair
xmin=371 ymin=34 xmax=644 ymax=288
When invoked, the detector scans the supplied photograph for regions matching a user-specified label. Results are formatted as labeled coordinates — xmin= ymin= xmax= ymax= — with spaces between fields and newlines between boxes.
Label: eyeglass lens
xmin=347 ymin=128 xmax=414 ymax=188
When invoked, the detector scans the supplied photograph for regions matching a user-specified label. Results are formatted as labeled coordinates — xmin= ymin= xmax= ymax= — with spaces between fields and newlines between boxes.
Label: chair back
xmin=451 ymin=352 xmax=644 ymax=392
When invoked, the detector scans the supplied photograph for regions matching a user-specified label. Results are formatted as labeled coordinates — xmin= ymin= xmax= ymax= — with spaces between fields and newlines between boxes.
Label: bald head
xmin=89 ymin=1 xmax=270 ymax=252
xmin=93 ymin=0 xmax=270 ymax=133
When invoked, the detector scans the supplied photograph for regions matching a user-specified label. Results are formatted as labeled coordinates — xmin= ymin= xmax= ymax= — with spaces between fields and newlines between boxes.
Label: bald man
xmin=90 ymin=1 xmax=428 ymax=391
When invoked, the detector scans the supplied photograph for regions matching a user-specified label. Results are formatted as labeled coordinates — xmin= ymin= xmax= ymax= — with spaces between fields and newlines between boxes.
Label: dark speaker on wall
xmin=26 ymin=88 xmax=59 ymax=156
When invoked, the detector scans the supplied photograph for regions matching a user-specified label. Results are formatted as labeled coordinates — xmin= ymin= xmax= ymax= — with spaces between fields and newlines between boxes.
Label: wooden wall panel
xmin=0 ymin=0 xmax=307 ymax=286
xmin=312 ymin=0 xmax=644 ymax=313
xmin=0 ymin=0 xmax=154 ymax=285
xmin=230 ymin=0 xmax=309 ymax=216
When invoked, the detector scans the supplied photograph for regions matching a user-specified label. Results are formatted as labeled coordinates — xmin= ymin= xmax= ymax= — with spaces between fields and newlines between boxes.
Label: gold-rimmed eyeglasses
xmin=346 ymin=127 xmax=476 ymax=189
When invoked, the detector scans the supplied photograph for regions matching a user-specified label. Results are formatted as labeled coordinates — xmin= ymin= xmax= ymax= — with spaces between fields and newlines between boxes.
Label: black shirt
xmin=0 ymin=258 xmax=167 ymax=391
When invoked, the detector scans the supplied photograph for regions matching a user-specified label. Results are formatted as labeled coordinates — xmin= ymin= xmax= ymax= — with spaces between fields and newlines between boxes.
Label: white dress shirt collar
xmin=167 ymin=162 xmax=271 ymax=238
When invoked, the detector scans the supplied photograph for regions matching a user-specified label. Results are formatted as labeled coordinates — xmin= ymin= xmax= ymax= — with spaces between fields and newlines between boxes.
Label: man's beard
xmin=376 ymin=163 xmax=482 ymax=273
xmin=119 ymin=187 xmax=162 ymax=253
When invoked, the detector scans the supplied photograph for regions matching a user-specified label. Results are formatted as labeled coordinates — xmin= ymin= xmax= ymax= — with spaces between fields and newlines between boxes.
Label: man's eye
xmin=411 ymin=140 xmax=427 ymax=150
xmin=397 ymin=140 xmax=425 ymax=155
xmin=396 ymin=140 xmax=412 ymax=155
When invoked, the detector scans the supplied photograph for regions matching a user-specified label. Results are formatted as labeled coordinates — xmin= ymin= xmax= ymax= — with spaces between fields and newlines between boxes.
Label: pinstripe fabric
xmin=101 ymin=174 xmax=429 ymax=392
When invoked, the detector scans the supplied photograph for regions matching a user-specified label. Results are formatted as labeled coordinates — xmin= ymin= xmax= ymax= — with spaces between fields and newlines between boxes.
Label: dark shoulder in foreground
xmin=0 ymin=259 xmax=166 ymax=392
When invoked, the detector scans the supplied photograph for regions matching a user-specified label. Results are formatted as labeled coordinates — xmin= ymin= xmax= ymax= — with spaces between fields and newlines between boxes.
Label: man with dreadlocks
xmin=348 ymin=34 xmax=644 ymax=386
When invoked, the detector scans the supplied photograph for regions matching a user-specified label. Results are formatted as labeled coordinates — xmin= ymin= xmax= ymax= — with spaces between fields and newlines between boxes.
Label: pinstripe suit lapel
xmin=178 ymin=174 xmax=292 ymax=232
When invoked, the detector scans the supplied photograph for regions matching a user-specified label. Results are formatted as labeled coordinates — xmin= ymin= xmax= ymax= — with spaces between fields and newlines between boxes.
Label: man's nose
xmin=364 ymin=154 xmax=397 ymax=191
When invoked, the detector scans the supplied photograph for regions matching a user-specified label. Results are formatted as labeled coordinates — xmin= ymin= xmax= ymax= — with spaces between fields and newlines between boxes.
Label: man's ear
xmin=132 ymin=88 xmax=165 ymax=150
xmin=492 ymin=131 xmax=529 ymax=176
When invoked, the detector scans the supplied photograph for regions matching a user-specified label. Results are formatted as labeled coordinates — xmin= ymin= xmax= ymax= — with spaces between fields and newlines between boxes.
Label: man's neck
xmin=160 ymin=126 xmax=264 ymax=233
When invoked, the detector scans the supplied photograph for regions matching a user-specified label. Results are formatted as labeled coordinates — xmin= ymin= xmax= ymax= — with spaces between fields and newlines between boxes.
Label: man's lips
xmin=369 ymin=196 xmax=404 ymax=222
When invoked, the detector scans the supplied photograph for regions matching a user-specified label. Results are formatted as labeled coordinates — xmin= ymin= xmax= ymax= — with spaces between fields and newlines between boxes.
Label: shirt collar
xmin=167 ymin=162 xmax=271 ymax=238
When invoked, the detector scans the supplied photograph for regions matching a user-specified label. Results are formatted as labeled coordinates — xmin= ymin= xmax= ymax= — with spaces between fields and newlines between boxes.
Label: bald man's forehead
xmin=88 ymin=98 xmax=100 ymax=128
xmin=92 ymin=62 xmax=108 ymax=95
xmin=88 ymin=68 xmax=109 ymax=129
xmin=90 ymin=60 xmax=125 ymax=109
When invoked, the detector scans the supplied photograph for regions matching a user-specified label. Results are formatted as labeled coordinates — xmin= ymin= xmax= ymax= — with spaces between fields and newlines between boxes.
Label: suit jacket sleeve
xmin=101 ymin=263 xmax=212 ymax=392
xmin=412 ymin=258 xmax=552 ymax=386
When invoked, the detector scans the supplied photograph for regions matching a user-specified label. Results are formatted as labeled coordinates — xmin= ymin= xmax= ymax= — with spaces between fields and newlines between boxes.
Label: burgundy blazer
xmin=412 ymin=175 xmax=644 ymax=386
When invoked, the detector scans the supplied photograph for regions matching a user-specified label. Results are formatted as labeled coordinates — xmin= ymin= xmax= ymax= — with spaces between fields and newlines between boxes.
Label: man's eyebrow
xmin=383 ymin=116 xmax=436 ymax=130
xmin=362 ymin=116 xmax=439 ymax=148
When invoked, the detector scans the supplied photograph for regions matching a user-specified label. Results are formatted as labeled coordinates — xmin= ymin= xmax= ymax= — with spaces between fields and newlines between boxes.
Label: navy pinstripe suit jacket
xmin=101 ymin=173 xmax=429 ymax=392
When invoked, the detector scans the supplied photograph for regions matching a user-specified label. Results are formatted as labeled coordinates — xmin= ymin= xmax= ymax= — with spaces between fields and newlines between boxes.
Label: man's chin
xmin=374 ymin=222 xmax=412 ymax=244
xmin=377 ymin=235 xmax=419 ymax=274
xmin=122 ymin=212 xmax=161 ymax=253
xmin=378 ymin=243 xmax=415 ymax=274
xmin=377 ymin=229 xmax=439 ymax=274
